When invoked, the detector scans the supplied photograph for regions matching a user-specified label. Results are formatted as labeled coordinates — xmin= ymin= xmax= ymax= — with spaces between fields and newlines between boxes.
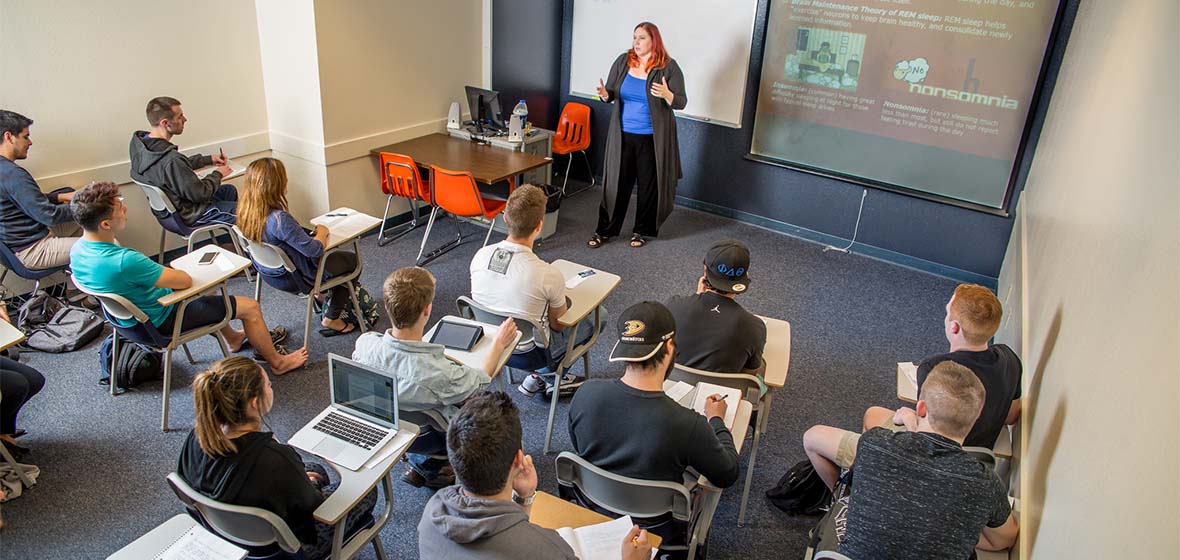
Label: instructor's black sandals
xmin=587 ymin=234 xmax=609 ymax=248
xmin=629 ymin=233 xmax=647 ymax=248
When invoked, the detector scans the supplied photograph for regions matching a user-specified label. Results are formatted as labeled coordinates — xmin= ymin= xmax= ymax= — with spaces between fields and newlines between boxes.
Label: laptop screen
xmin=328 ymin=355 xmax=398 ymax=428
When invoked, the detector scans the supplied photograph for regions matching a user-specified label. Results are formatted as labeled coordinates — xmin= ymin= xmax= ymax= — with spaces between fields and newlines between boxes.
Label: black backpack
xmin=766 ymin=459 xmax=833 ymax=516
xmin=98 ymin=332 xmax=163 ymax=389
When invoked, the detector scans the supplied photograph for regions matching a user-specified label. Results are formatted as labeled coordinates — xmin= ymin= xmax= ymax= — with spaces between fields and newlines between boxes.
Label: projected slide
xmin=749 ymin=0 xmax=1061 ymax=210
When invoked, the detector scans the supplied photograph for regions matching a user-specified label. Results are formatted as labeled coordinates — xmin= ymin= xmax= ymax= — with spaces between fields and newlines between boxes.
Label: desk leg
xmin=306 ymin=253 xmax=329 ymax=352
xmin=347 ymin=240 xmax=368 ymax=332
xmin=543 ymin=322 xmax=581 ymax=455
xmin=737 ymin=392 xmax=772 ymax=526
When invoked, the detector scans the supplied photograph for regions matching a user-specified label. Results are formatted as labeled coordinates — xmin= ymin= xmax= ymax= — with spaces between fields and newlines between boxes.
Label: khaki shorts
xmin=834 ymin=421 xmax=908 ymax=468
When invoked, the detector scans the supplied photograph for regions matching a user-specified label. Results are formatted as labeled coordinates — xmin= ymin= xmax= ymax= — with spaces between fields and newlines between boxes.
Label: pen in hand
xmin=219 ymin=147 xmax=225 ymax=163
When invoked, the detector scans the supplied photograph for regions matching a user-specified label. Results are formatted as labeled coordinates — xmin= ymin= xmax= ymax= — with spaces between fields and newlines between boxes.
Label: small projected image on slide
xmin=783 ymin=27 xmax=866 ymax=92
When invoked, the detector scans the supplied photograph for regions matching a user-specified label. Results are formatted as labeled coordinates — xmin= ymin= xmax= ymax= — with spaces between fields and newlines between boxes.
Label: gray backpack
xmin=17 ymin=290 xmax=105 ymax=353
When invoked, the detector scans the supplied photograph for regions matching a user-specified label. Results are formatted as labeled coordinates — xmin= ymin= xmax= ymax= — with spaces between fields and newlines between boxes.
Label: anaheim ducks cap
xmin=608 ymin=301 xmax=676 ymax=362
xmin=704 ymin=239 xmax=752 ymax=293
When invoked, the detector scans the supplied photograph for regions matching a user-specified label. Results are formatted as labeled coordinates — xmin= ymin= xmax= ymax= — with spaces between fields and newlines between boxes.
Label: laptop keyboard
xmin=313 ymin=411 xmax=388 ymax=450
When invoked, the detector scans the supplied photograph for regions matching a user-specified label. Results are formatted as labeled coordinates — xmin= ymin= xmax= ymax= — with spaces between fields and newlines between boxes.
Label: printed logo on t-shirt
xmin=709 ymin=305 xmax=721 ymax=314
xmin=487 ymin=248 xmax=515 ymax=275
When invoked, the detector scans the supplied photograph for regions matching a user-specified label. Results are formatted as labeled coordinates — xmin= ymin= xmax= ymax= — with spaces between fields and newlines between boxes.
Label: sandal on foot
xmin=629 ymin=233 xmax=647 ymax=248
xmin=317 ymin=322 xmax=357 ymax=338
xmin=587 ymin=234 xmax=609 ymax=248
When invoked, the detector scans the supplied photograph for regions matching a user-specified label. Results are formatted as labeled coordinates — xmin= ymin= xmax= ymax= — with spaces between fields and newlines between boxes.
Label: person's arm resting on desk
xmin=482 ymin=318 xmax=519 ymax=375
xmin=155 ymin=266 xmax=193 ymax=290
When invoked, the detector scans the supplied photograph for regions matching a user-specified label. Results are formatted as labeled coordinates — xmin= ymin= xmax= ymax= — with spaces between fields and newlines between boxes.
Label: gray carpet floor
xmin=0 ymin=184 xmax=957 ymax=559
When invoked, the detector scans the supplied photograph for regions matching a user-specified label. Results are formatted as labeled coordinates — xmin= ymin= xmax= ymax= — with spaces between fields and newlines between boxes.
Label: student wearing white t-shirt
xmin=470 ymin=185 xmax=605 ymax=399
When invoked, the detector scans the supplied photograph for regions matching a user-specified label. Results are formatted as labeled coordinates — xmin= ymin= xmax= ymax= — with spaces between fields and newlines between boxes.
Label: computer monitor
xmin=465 ymin=85 xmax=505 ymax=132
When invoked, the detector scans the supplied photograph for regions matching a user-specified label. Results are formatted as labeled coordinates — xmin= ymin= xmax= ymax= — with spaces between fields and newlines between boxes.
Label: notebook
xmin=555 ymin=515 xmax=656 ymax=560
xmin=194 ymin=160 xmax=246 ymax=181
xmin=689 ymin=382 xmax=743 ymax=429
xmin=154 ymin=525 xmax=246 ymax=560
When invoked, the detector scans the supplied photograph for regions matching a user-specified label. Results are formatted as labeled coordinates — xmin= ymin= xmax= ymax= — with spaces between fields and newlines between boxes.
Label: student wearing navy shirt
xmin=589 ymin=22 xmax=687 ymax=250
xmin=236 ymin=158 xmax=366 ymax=336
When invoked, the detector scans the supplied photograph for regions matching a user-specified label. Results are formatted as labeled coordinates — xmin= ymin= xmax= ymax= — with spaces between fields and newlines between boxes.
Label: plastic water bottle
xmin=512 ymin=99 xmax=528 ymax=132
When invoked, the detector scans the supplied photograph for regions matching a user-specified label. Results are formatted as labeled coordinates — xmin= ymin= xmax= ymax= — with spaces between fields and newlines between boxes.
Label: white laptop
xmin=289 ymin=354 xmax=400 ymax=471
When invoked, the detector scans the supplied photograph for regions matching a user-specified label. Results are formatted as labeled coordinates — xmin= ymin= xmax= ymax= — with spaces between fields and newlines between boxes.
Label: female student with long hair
xmin=237 ymin=157 xmax=363 ymax=336
xmin=589 ymin=21 xmax=687 ymax=249
xmin=177 ymin=357 xmax=377 ymax=558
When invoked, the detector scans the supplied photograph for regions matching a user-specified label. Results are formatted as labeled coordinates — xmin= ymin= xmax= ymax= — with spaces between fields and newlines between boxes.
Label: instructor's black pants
xmin=598 ymin=132 xmax=659 ymax=238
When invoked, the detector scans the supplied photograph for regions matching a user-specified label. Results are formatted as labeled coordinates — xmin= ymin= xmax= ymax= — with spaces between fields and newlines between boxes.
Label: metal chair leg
xmin=158 ymin=229 xmax=168 ymax=264
xmin=582 ymin=150 xmax=596 ymax=187
xmin=416 ymin=207 xmax=440 ymax=261
xmin=482 ymin=216 xmax=497 ymax=247
xmin=372 ymin=536 xmax=388 ymax=560
xmin=560 ymin=153 xmax=574 ymax=195
xmin=254 ymin=273 xmax=263 ymax=301
xmin=0 ymin=443 xmax=33 ymax=488
xmin=182 ymin=343 xmax=195 ymax=364
xmin=303 ymin=293 xmax=316 ymax=353
xmin=377 ymin=194 xmax=395 ymax=247
xmin=542 ymin=364 xmax=564 ymax=455
xmin=110 ymin=332 xmax=120 ymax=397
xmin=214 ymin=332 xmax=231 ymax=358
xmin=161 ymin=348 xmax=174 ymax=432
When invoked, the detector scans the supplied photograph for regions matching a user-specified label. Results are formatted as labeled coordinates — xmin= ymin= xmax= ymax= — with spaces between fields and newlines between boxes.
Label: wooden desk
xmin=0 ymin=319 xmax=26 ymax=352
xmin=544 ymin=260 xmax=621 ymax=454
xmin=310 ymin=207 xmax=382 ymax=251
xmin=530 ymin=491 xmax=663 ymax=548
xmin=297 ymin=208 xmax=383 ymax=348
xmin=425 ymin=315 xmax=522 ymax=390
xmin=311 ymin=420 xmax=419 ymax=559
xmin=161 ymin=246 xmax=252 ymax=307
xmin=759 ymin=316 xmax=791 ymax=388
xmin=371 ymin=133 xmax=551 ymax=186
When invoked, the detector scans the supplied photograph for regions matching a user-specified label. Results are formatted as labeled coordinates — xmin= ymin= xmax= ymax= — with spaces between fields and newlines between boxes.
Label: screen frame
xmin=744 ymin=0 xmax=1071 ymax=217
xmin=429 ymin=319 xmax=484 ymax=351
xmin=327 ymin=354 xmax=398 ymax=429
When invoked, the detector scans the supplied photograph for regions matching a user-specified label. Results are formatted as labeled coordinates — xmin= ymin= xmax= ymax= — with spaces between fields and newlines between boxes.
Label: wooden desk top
xmin=759 ymin=315 xmax=791 ymax=388
xmin=310 ymin=207 xmax=382 ymax=250
xmin=160 ymin=247 xmax=251 ymax=307
xmin=371 ymin=133 xmax=551 ymax=185
xmin=0 ymin=319 xmax=26 ymax=352
xmin=551 ymin=260 xmax=621 ymax=327
xmin=425 ymin=315 xmax=522 ymax=374
xmin=530 ymin=491 xmax=663 ymax=548
xmin=313 ymin=420 xmax=420 ymax=525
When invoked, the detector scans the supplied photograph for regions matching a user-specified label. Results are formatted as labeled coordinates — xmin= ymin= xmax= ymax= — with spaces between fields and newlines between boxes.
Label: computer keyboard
xmin=313 ymin=411 xmax=388 ymax=449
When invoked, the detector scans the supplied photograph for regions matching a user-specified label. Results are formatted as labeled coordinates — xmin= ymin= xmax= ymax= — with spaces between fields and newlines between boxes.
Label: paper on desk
xmin=662 ymin=379 xmax=694 ymax=404
xmin=898 ymin=361 xmax=918 ymax=387
xmin=361 ymin=428 xmax=410 ymax=470
xmin=690 ymin=382 xmax=743 ymax=429
xmin=556 ymin=515 xmax=655 ymax=560
xmin=214 ymin=254 xmax=234 ymax=273
xmin=156 ymin=525 xmax=246 ymax=560
xmin=195 ymin=160 xmax=246 ymax=181
xmin=311 ymin=207 xmax=358 ymax=228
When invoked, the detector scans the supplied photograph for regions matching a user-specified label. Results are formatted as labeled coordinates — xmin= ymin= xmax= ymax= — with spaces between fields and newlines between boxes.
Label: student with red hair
xmin=589 ymin=22 xmax=687 ymax=250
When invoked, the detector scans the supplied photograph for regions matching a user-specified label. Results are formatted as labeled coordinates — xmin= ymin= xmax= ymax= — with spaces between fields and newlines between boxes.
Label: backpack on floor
xmin=766 ymin=459 xmax=832 ymax=516
xmin=807 ymin=469 xmax=854 ymax=553
xmin=16 ymin=290 xmax=104 ymax=353
xmin=322 ymin=282 xmax=381 ymax=329
xmin=98 ymin=332 xmax=163 ymax=389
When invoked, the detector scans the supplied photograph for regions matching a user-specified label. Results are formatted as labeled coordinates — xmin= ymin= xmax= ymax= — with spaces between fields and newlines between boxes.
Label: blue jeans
xmin=193 ymin=184 xmax=238 ymax=227
xmin=406 ymin=427 xmax=449 ymax=479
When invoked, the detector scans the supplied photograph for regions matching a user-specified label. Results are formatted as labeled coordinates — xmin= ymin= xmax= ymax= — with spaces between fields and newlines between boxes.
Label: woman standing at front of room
xmin=588 ymin=22 xmax=686 ymax=249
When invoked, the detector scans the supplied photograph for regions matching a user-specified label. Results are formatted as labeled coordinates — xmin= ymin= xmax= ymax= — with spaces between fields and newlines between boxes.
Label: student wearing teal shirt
xmin=68 ymin=182 xmax=308 ymax=375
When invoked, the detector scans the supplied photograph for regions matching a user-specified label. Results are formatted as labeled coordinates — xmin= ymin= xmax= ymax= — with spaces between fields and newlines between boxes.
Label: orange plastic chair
xmin=552 ymin=102 xmax=595 ymax=196
xmin=416 ymin=166 xmax=507 ymax=265
xmin=377 ymin=152 xmax=431 ymax=246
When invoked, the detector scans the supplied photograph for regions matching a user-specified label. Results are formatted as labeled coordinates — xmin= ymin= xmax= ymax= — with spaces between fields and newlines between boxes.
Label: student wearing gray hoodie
xmin=418 ymin=392 xmax=652 ymax=560
xmin=129 ymin=96 xmax=237 ymax=227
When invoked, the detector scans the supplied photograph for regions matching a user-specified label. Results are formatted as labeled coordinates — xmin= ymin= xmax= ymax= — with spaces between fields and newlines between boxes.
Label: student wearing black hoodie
xmin=418 ymin=392 xmax=652 ymax=560
xmin=129 ymin=96 xmax=237 ymax=227
xmin=177 ymin=356 xmax=376 ymax=559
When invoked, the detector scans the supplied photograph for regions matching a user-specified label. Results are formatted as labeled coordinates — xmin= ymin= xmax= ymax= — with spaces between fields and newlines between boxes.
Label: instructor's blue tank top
xmin=620 ymin=74 xmax=654 ymax=135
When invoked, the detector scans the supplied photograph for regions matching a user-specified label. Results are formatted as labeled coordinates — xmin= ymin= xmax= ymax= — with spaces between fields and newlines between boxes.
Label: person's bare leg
xmin=863 ymin=406 xmax=896 ymax=432
xmin=233 ymin=296 xmax=308 ymax=375
xmin=220 ymin=325 xmax=247 ymax=352
xmin=803 ymin=425 xmax=848 ymax=490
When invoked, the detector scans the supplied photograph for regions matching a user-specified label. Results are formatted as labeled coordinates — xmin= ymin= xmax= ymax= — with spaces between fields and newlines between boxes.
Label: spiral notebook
xmin=154 ymin=525 xmax=246 ymax=560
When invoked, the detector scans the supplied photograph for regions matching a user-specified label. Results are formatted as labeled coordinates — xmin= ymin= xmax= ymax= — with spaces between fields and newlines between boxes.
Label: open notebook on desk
xmin=556 ymin=515 xmax=656 ymax=560
xmin=195 ymin=160 xmax=246 ymax=181
xmin=662 ymin=380 xmax=742 ymax=429
xmin=155 ymin=524 xmax=245 ymax=560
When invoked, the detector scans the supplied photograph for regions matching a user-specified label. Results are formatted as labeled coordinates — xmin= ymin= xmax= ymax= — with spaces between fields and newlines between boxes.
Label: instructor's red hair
xmin=628 ymin=22 xmax=669 ymax=72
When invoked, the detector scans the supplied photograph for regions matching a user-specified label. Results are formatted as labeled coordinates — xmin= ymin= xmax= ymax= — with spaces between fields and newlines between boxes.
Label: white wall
xmin=998 ymin=0 xmax=1180 ymax=557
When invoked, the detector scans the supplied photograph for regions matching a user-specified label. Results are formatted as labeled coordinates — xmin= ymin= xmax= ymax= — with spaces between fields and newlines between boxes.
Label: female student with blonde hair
xmin=177 ymin=356 xmax=377 ymax=558
xmin=237 ymin=157 xmax=366 ymax=336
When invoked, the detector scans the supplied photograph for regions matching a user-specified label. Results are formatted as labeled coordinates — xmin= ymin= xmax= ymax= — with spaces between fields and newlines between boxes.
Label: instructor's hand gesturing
xmin=650 ymin=76 xmax=674 ymax=104
xmin=596 ymin=78 xmax=610 ymax=101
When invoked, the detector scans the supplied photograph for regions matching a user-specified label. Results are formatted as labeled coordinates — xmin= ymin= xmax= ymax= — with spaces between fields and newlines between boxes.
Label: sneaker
xmin=253 ymin=343 xmax=290 ymax=362
xmin=518 ymin=374 xmax=547 ymax=397
xmin=543 ymin=373 xmax=584 ymax=401
xmin=400 ymin=466 xmax=455 ymax=489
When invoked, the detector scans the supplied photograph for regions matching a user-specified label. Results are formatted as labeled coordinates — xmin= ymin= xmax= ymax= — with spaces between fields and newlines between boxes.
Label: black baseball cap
xmin=608 ymin=301 xmax=676 ymax=362
xmin=704 ymin=239 xmax=752 ymax=293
